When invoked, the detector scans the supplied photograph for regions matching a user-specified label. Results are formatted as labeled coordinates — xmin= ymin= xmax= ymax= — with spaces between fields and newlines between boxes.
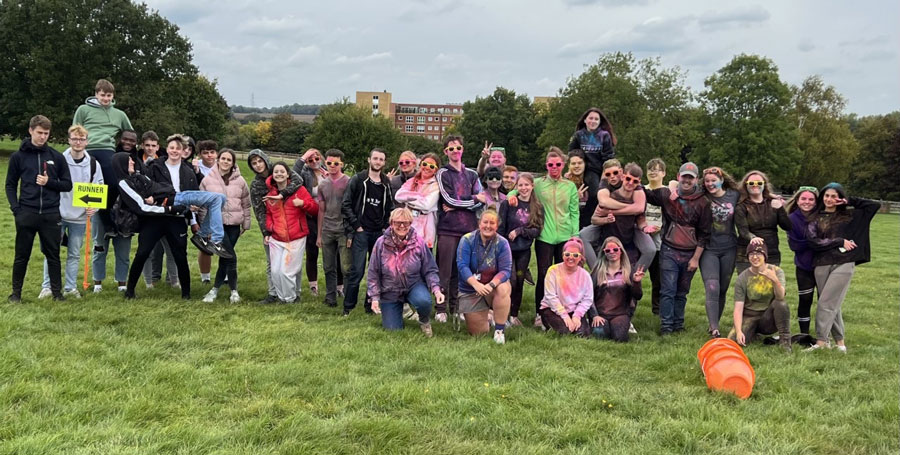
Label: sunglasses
xmin=445 ymin=146 xmax=463 ymax=152
xmin=486 ymin=176 xmax=502 ymax=182
xmin=391 ymin=221 xmax=411 ymax=227
xmin=420 ymin=162 xmax=438 ymax=170
xmin=546 ymin=162 xmax=563 ymax=168
xmin=623 ymin=175 xmax=640 ymax=184
xmin=798 ymin=185 xmax=817 ymax=192
xmin=563 ymin=251 xmax=581 ymax=259
xmin=399 ymin=160 xmax=414 ymax=166
xmin=604 ymin=170 xmax=620 ymax=178
xmin=603 ymin=247 xmax=621 ymax=254
xmin=746 ymin=180 xmax=765 ymax=187
xmin=325 ymin=160 xmax=342 ymax=167
xmin=306 ymin=156 xmax=320 ymax=163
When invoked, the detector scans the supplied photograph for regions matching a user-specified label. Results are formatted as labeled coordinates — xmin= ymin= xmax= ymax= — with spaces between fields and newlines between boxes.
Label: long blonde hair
xmin=592 ymin=236 xmax=632 ymax=287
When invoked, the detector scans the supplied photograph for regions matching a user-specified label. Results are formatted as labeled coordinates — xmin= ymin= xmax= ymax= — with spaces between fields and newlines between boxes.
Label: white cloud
xmin=333 ymin=52 xmax=393 ymax=64
xmin=698 ymin=6 xmax=770 ymax=29
xmin=238 ymin=15 xmax=310 ymax=34
xmin=286 ymin=45 xmax=321 ymax=65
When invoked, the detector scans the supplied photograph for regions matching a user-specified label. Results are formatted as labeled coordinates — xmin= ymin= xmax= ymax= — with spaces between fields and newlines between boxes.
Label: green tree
xmin=276 ymin=123 xmax=313 ymax=155
xmin=538 ymin=53 xmax=694 ymax=169
xmin=455 ymin=87 xmax=544 ymax=169
xmin=403 ymin=135 xmax=443 ymax=157
xmin=849 ymin=112 xmax=900 ymax=199
xmin=789 ymin=76 xmax=859 ymax=188
xmin=697 ymin=54 xmax=800 ymax=186
xmin=254 ymin=121 xmax=273 ymax=148
xmin=0 ymin=0 xmax=227 ymax=140
xmin=303 ymin=100 xmax=407 ymax=171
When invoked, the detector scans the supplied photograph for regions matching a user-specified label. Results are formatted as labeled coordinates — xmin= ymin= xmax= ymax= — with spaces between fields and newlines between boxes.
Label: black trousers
xmin=213 ymin=225 xmax=242 ymax=290
xmin=127 ymin=217 xmax=191 ymax=298
xmin=509 ymin=248 xmax=532 ymax=317
xmin=535 ymin=240 xmax=565 ymax=314
xmin=13 ymin=211 xmax=62 ymax=296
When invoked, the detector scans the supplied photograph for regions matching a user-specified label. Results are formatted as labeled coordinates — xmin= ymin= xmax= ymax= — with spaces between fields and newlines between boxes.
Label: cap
xmin=679 ymin=162 xmax=699 ymax=178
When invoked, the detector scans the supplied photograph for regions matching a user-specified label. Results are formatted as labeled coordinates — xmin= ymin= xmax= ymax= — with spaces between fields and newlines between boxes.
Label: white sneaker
xmin=628 ymin=323 xmax=638 ymax=334
xmin=93 ymin=284 xmax=102 ymax=293
xmin=117 ymin=285 xmax=127 ymax=292
xmin=229 ymin=290 xmax=241 ymax=304
xmin=38 ymin=288 xmax=52 ymax=299
xmin=533 ymin=315 xmax=544 ymax=329
xmin=202 ymin=289 xmax=218 ymax=303
xmin=145 ymin=281 xmax=155 ymax=289
xmin=804 ymin=343 xmax=825 ymax=352
xmin=835 ymin=345 xmax=847 ymax=353
xmin=509 ymin=316 xmax=522 ymax=327
xmin=63 ymin=289 xmax=81 ymax=299
xmin=493 ymin=329 xmax=506 ymax=345
xmin=435 ymin=312 xmax=448 ymax=323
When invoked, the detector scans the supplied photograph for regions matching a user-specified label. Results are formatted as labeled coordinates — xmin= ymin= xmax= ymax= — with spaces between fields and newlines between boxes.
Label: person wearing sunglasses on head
xmin=316 ymin=149 xmax=350 ymax=308
xmin=389 ymin=150 xmax=419 ymax=205
xmin=644 ymin=162 xmax=712 ymax=335
xmin=507 ymin=147 xmax=579 ymax=329
xmin=434 ymin=135 xmax=484 ymax=323
xmin=587 ymin=236 xmax=645 ymax=342
xmin=395 ymin=153 xmax=442 ymax=250
xmin=698 ymin=166 xmax=741 ymax=338
xmin=564 ymin=149 xmax=592 ymax=229
xmin=537 ymin=237 xmax=594 ymax=336
xmin=293 ymin=148 xmax=327 ymax=297
xmin=498 ymin=172 xmax=543 ymax=327
xmin=367 ymin=208 xmax=445 ymax=338
xmin=803 ymin=183 xmax=879 ymax=353
xmin=478 ymin=166 xmax=507 ymax=212
xmin=785 ymin=186 xmax=819 ymax=335
xmin=734 ymin=170 xmax=792 ymax=274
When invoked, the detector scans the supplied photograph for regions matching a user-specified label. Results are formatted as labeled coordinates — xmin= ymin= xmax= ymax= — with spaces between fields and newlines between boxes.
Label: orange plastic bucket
xmin=697 ymin=339 xmax=755 ymax=399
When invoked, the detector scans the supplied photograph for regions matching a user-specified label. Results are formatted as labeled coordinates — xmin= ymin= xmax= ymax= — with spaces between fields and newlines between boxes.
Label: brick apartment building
xmin=356 ymin=90 xmax=464 ymax=141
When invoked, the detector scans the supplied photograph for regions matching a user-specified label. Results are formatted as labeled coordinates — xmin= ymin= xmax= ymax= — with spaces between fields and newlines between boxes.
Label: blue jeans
xmin=92 ymin=212 xmax=131 ymax=283
xmin=43 ymin=221 xmax=85 ymax=292
xmin=344 ymin=229 xmax=382 ymax=311
xmin=659 ymin=244 xmax=697 ymax=332
xmin=380 ymin=281 xmax=432 ymax=330
xmin=175 ymin=191 xmax=225 ymax=243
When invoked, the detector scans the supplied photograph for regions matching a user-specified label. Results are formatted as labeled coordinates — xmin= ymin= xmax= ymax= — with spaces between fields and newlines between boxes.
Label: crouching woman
xmin=588 ymin=236 xmax=644 ymax=342
xmin=368 ymin=208 xmax=445 ymax=337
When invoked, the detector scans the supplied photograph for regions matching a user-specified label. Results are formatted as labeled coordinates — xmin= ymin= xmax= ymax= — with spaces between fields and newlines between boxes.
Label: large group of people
xmin=6 ymin=80 xmax=880 ymax=351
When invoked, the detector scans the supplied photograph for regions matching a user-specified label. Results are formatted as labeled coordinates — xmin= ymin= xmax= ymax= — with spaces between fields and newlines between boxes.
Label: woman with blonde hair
xmin=395 ymin=153 xmax=442 ymax=248
xmin=588 ymin=236 xmax=645 ymax=342
xmin=734 ymin=170 xmax=791 ymax=274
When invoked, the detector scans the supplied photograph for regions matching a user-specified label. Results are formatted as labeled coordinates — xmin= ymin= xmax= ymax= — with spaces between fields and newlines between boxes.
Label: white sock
xmin=201 ymin=273 xmax=210 ymax=280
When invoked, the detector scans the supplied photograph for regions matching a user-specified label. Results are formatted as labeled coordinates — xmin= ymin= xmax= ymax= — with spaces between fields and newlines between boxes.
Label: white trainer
xmin=229 ymin=290 xmax=241 ymax=304
xmin=202 ymin=289 xmax=218 ymax=303
xmin=38 ymin=288 xmax=52 ymax=299
xmin=493 ymin=329 xmax=506 ymax=345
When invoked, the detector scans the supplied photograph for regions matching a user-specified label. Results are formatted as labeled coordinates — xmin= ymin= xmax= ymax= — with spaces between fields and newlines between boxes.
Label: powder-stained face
xmin=797 ymin=191 xmax=816 ymax=212
xmin=603 ymin=241 xmax=621 ymax=261
xmin=479 ymin=213 xmax=498 ymax=238
xmin=622 ymin=172 xmax=641 ymax=192
xmin=604 ymin=166 xmax=622 ymax=186
xmin=704 ymin=174 xmax=723 ymax=193
xmin=746 ymin=173 xmax=765 ymax=196
xmin=419 ymin=158 xmax=438 ymax=179
xmin=444 ymin=140 xmax=463 ymax=163
xmin=489 ymin=151 xmax=506 ymax=167
xmin=398 ymin=154 xmax=417 ymax=173
xmin=391 ymin=217 xmax=411 ymax=238
xmin=679 ymin=174 xmax=696 ymax=191
xmin=562 ymin=246 xmax=582 ymax=268
xmin=546 ymin=156 xmax=564 ymax=179
xmin=502 ymin=171 xmax=517 ymax=190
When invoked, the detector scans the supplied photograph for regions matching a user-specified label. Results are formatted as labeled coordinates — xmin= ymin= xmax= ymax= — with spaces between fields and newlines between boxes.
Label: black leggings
xmin=214 ymin=225 xmax=241 ymax=290
xmin=127 ymin=217 xmax=191 ymax=298
xmin=509 ymin=248 xmax=532 ymax=317
xmin=535 ymin=240 xmax=565 ymax=313
xmin=796 ymin=267 xmax=817 ymax=334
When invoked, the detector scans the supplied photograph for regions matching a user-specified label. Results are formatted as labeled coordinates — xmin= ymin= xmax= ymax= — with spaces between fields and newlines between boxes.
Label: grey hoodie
xmin=59 ymin=148 xmax=104 ymax=223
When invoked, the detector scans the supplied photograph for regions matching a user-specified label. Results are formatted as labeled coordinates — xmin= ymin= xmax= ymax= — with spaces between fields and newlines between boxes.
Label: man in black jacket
xmin=340 ymin=148 xmax=393 ymax=315
xmin=5 ymin=115 xmax=73 ymax=302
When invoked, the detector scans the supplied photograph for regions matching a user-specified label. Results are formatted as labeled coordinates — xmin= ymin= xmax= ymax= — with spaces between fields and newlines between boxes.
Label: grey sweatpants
xmin=264 ymin=242 xmax=277 ymax=297
xmin=814 ymin=262 xmax=855 ymax=343
xmin=581 ymin=225 xmax=656 ymax=271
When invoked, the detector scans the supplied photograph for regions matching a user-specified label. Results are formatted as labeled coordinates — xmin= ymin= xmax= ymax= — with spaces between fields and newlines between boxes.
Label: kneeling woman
xmin=588 ymin=236 xmax=644 ymax=342
xmin=537 ymin=237 xmax=594 ymax=336
xmin=457 ymin=209 xmax=513 ymax=344
xmin=265 ymin=162 xmax=318 ymax=303
xmin=368 ymin=208 xmax=445 ymax=337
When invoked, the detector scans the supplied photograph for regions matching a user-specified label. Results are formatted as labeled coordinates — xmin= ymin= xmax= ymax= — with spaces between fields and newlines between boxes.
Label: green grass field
xmin=0 ymin=144 xmax=898 ymax=454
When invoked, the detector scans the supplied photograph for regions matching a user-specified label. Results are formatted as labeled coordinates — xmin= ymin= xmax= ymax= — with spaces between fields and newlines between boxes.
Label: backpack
xmin=110 ymin=197 xmax=139 ymax=237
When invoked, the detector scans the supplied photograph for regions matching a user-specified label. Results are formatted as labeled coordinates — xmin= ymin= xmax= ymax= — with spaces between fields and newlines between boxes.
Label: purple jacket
xmin=436 ymin=163 xmax=483 ymax=236
xmin=787 ymin=209 xmax=815 ymax=272
xmin=367 ymin=226 xmax=440 ymax=303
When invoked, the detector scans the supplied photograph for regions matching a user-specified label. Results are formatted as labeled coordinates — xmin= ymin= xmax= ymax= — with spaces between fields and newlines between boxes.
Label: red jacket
xmin=265 ymin=176 xmax=319 ymax=242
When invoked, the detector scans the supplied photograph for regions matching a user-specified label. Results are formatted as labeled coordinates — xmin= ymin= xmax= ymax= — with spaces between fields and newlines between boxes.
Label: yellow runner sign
xmin=72 ymin=183 xmax=108 ymax=208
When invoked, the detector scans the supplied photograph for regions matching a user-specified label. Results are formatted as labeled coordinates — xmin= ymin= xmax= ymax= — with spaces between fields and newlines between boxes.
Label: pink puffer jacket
xmin=199 ymin=166 xmax=252 ymax=230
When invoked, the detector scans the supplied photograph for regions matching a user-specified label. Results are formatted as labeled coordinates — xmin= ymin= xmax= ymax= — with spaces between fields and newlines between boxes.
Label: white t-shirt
xmin=166 ymin=161 xmax=182 ymax=192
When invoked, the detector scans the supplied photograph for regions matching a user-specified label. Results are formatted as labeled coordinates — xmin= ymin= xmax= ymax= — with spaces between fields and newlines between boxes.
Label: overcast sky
xmin=143 ymin=0 xmax=898 ymax=115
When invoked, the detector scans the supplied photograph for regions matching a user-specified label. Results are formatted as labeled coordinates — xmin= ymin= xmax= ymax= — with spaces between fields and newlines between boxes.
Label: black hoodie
xmin=5 ymin=139 xmax=72 ymax=215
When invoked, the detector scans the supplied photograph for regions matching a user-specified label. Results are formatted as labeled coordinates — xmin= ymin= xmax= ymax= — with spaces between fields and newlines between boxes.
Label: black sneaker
xmin=342 ymin=309 xmax=351 ymax=317
xmin=8 ymin=293 xmax=21 ymax=303
xmin=124 ymin=289 xmax=136 ymax=300
xmin=209 ymin=242 xmax=234 ymax=259
xmin=324 ymin=300 xmax=337 ymax=307
xmin=259 ymin=294 xmax=278 ymax=304
xmin=52 ymin=293 xmax=66 ymax=302
xmin=523 ymin=269 xmax=535 ymax=286
xmin=190 ymin=234 xmax=215 ymax=255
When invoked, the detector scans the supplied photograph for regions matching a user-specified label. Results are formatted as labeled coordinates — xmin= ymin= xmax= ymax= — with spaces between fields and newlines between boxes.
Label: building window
xmin=405 ymin=125 xmax=414 ymax=132
xmin=442 ymin=117 xmax=448 ymax=122
xmin=372 ymin=108 xmax=379 ymax=115
xmin=442 ymin=126 xmax=447 ymax=131
xmin=417 ymin=126 xmax=425 ymax=133
xmin=397 ymin=115 xmax=403 ymax=121
xmin=373 ymin=95 xmax=379 ymax=100
xmin=427 ymin=116 xmax=433 ymax=121
xmin=417 ymin=116 xmax=425 ymax=123
xmin=406 ymin=116 xmax=413 ymax=123
xmin=453 ymin=108 xmax=459 ymax=114
xmin=419 ymin=107 xmax=427 ymax=113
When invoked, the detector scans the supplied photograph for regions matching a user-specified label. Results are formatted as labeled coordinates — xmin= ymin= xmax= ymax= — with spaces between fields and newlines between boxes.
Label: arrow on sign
xmin=80 ymin=194 xmax=102 ymax=205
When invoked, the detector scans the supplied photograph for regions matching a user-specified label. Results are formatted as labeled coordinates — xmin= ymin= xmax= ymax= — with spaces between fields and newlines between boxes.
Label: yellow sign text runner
xmin=72 ymin=183 xmax=108 ymax=208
